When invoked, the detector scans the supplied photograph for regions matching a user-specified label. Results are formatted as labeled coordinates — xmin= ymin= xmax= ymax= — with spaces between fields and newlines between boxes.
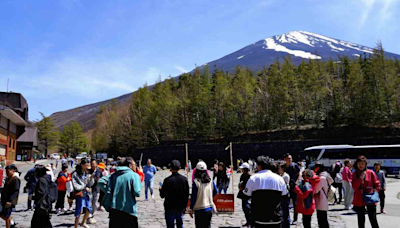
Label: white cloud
xmin=358 ymin=0 xmax=400 ymax=28
xmin=359 ymin=0 xmax=376 ymax=28
xmin=174 ymin=65 xmax=188 ymax=73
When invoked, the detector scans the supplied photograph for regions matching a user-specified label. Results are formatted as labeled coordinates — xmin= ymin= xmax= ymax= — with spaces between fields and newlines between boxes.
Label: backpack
xmin=322 ymin=179 xmax=336 ymax=204
xmin=49 ymin=181 xmax=58 ymax=203
xmin=334 ymin=172 xmax=343 ymax=183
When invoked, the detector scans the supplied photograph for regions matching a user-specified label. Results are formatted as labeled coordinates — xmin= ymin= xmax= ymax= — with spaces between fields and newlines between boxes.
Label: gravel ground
xmin=10 ymin=169 xmax=346 ymax=228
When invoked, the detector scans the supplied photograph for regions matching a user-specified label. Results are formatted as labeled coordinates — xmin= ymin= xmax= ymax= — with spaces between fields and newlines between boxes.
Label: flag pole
xmin=230 ymin=142 xmax=234 ymax=194
xmin=185 ymin=143 xmax=189 ymax=179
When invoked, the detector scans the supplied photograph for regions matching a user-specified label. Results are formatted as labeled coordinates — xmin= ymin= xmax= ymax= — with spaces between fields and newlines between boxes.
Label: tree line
xmin=91 ymin=43 xmax=400 ymax=156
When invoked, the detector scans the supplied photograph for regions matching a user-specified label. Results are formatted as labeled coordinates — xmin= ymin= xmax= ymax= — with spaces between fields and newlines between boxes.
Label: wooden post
xmin=229 ymin=142 xmax=234 ymax=194
xmin=139 ymin=153 xmax=143 ymax=167
xmin=185 ymin=143 xmax=189 ymax=179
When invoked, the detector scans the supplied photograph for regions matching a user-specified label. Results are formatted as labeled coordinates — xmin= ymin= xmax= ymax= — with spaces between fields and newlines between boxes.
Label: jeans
xmin=353 ymin=205 xmax=380 ymax=228
xmin=165 ymin=210 xmax=184 ymax=228
xmin=195 ymin=210 xmax=212 ymax=228
xmin=218 ymin=184 xmax=228 ymax=194
xmin=241 ymin=199 xmax=251 ymax=225
xmin=281 ymin=195 xmax=290 ymax=228
xmin=379 ymin=190 xmax=385 ymax=211
xmin=317 ymin=210 xmax=329 ymax=228
xmin=145 ymin=179 xmax=154 ymax=199
xmin=343 ymin=181 xmax=353 ymax=208
xmin=289 ymin=189 xmax=298 ymax=222
xmin=302 ymin=215 xmax=312 ymax=228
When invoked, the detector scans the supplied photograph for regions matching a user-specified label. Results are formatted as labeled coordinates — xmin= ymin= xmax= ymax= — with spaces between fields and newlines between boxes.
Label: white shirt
xmin=244 ymin=170 xmax=288 ymax=196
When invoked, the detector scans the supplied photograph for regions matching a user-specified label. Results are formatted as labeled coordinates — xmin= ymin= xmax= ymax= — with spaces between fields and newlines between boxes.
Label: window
xmin=9 ymin=122 xmax=16 ymax=134
xmin=0 ymin=115 xmax=8 ymax=129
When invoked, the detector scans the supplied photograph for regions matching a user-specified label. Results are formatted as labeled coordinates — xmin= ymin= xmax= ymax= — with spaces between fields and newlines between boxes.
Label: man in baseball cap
xmin=160 ymin=160 xmax=189 ymax=228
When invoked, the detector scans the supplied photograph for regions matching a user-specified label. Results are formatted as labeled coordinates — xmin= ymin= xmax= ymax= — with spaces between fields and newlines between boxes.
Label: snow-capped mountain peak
xmin=203 ymin=31 xmax=398 ymax=74
xmin=263 ymin=31 xmax=374 ymax=60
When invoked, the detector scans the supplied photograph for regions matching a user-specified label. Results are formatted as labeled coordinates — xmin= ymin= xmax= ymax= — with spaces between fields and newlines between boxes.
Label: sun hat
xmin=196 ymin=161 xmax=207 ymax=171
xmin=98 ymin=163 xmax=106 ymax=170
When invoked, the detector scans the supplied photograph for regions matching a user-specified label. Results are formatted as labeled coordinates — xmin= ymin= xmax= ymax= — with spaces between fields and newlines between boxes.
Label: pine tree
xmin=35 ymin=112 xmax=59 ymax=157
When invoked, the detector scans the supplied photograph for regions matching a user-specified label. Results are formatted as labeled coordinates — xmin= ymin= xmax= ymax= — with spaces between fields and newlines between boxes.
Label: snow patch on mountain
xmin=237 ymin=55 xmax=245 ymax=59
xmin=264 ymin=38 xmax=322 ymax=59
xmin=268 ymin=31 xmax=374 ymax=56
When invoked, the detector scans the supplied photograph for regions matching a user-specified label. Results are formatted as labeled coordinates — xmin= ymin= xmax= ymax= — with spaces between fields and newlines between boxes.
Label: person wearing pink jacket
xmin=342 ymin=159 xmax=353 ymax=210
xmin=313 ymin=163 xmax=334 ymax=228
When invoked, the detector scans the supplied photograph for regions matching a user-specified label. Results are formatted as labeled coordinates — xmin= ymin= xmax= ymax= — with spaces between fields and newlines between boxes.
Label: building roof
xmin=17 ymin=127 xmax=38 ymax=146
xmin=0 ymin=92 xmax=29 ymax=120
xmin=0 ymin=105 xmax=28 ymax=126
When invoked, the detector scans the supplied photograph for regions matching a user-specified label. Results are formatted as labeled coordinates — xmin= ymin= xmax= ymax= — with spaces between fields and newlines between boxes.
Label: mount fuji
xmin=201 ymin=30 xmax=400 ymax=73
xmin=50 ymin=31 xmax=400 ymax=131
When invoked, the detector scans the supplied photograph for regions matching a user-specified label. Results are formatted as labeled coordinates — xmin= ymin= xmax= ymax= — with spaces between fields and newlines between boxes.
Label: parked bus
xmin=303 ymin=144 xmax=400 ymax=176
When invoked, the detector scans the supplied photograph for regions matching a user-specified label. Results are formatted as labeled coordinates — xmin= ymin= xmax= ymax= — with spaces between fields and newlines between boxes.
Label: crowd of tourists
xmin=0 ymin=152 xmax=389 ymax=228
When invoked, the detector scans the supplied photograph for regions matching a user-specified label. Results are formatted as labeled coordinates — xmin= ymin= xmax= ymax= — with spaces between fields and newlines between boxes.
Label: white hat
xmin=239 ymin=162 xmax=250 ymax=169
xmin=196 ymin=161 xmax=207 ymax=171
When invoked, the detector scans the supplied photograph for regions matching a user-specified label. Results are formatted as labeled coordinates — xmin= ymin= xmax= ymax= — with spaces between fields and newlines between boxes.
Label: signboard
xmin=186 ymin=194 xmax=235 ymax=214
xmin=16 ymin=155 xmax=21 ymax=161
xmin=213 ymin=194 xmax=234 ymax=213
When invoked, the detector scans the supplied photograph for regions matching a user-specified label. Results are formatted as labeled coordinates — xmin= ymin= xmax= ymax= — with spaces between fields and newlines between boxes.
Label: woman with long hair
xmin=72 ymin=159 xmax=94 ymax=228
xmin=352 ymin=156 xmax=380 ymax=228
xmin=313 ymin=163 xmax=334 ymax=228
xmin=190 ymin=161 xmax=218 ymax=228
xmin=31 ymin=165 xmax=53 ymax=228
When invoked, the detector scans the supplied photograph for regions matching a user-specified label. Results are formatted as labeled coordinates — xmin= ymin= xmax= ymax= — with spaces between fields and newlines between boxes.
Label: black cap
xmin=170 ymin=160 xmax=181 ymax=171
xmin=5 ymin=164 xmax=18 ymax=171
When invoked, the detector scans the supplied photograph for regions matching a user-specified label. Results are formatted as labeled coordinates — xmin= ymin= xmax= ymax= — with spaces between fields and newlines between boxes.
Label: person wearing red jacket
xmin=294 ymin=169 xmax=315 ymax=228
xmin=352 ymin=156 xmax=380 ymax=228
xmin=56 ymin=164 xmax=70 ymax=213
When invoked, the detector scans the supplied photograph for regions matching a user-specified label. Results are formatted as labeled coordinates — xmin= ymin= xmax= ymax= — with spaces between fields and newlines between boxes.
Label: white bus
xmin=303 ymin=144 xmax=400 ymax=176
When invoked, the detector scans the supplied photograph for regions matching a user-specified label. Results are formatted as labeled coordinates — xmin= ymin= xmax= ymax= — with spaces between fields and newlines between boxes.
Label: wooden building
xmin=0 ymin=92 xmax=29 ymax=165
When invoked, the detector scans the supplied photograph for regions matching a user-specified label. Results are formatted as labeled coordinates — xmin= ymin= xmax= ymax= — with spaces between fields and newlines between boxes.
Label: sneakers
xmin=68 ymin=207 xmax=74 ymax=211
xmin=87 ymin=218 xmax=97 ymax=224
xmin=381 ymin=210 xmax=387 ymax=214
xmin=291 ymin=221 xmax=298 ymax=225
xmin=151 ymin=194 xmax=154 ymax=200
xmin=55 ymin=209 xmax=60 ymax=214
xmin=99 ymin=206 xmax=106 ymax=212
xmin=80 ymin=224 xmax=90 ymax=228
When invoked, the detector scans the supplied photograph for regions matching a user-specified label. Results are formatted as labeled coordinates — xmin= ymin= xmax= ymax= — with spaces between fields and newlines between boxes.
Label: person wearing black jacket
xmin=216 ymin=162 xmax=230 ymax=194
xmin=0 ymin=164 xmax=20 ymax=228
xmin=238 ymin=163 xmax=252 ymax=227
xmin=160 ymin=160 xmax=189 ymax=228
xmin=31 ymin=165 xmax=53 ymax=228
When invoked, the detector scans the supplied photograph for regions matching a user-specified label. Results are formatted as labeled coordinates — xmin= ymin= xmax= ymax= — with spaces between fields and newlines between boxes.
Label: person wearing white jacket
xmin=313 ymin=163 xmax=334 ymax=228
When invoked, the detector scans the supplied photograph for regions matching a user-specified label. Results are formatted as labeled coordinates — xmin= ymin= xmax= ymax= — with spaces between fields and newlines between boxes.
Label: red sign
xmin=186 ymin=194 xmax=235 ymax=214
xmin=213 ymin=194 xmax=235 ymax=213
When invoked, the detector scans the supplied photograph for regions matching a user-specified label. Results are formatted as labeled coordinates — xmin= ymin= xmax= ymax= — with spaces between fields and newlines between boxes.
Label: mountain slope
xmin=50 ymin=31 xmax=400 ymax=131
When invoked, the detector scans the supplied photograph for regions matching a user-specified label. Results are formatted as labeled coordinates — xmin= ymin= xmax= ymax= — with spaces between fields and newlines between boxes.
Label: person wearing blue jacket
xmin=98 ymin=157 xmax=142 ymax=228
xmin=190 ymin=161 xmax=218 ymax=228
xmin=143 ymin=159 xmax=157 ymax=200
xmin=24 ymin=165 xmax=38 ymax=210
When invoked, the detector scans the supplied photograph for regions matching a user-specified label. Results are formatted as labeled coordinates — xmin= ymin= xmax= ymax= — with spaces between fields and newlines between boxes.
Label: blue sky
xmin=1 ymin=0 xmax=399 ymax=121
